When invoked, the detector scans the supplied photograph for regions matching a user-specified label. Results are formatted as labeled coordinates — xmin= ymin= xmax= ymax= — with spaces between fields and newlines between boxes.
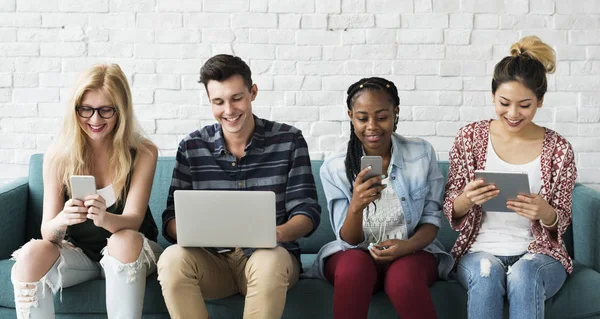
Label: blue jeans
xmin=455 ymin=251 xmax=566 ymax=319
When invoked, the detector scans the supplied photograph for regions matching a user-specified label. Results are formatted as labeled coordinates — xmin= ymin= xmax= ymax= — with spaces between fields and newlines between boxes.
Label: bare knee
xmin=106 ymin=229 xmax=143 ymax=263
xmin=13 ymin=240 xmax=60 ymax=282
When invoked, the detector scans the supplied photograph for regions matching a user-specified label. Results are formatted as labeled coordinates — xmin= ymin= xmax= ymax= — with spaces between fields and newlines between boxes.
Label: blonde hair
xmin=50 ymin=64 xmax=152 ymax=202
xmin=510 ymin=35 xmax=556 ymax=74
xmin=492 ymin=36 xmax=556 ymax=100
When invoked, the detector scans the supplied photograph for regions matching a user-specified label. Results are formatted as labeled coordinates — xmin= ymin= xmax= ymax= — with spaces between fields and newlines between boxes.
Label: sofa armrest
xmin=0 ymin=177 xmax=28 ymax=259
xmin=571 ymin=183 xmax=600 ymax=273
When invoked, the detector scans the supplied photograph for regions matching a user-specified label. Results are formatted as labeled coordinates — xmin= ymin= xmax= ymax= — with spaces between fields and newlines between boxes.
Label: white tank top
xmin=469 ymin=137 xmax=542 ymax=256
xmin=97 ymin=184 xmax=117 ymax=208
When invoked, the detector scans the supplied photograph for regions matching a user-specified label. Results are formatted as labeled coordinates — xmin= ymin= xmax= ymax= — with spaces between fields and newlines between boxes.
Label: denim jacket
xmin=304 ymin=133 xmax=454 ymax=280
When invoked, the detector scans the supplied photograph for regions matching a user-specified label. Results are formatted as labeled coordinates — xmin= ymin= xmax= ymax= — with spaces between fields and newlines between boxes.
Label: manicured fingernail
xmin=383 ymin=184 xmax=388 ymax=188
xmin=381 ymin=174 xmax=386 ymax=178
xmin=367 ymin=165 xmax=372 ymax=170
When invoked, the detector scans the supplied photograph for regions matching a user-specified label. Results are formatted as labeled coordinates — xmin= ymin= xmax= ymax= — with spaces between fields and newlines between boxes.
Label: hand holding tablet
xmin=506 ymin=193 xmax=557 ymax=224
xmin=463 ymin=178 xmax=500 ymax=206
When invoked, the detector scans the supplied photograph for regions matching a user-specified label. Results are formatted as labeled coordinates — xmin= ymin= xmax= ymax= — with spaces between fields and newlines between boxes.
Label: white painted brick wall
xmin=0 ymin=0 xmax=599 ymax=189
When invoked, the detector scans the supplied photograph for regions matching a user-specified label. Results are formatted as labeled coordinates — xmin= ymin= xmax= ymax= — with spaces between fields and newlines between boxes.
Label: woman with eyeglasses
xmin=11 ymin=64 xmax=161 ymax=319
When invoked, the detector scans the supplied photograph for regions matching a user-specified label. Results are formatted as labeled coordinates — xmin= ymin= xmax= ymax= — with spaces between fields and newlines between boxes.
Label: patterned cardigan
xmin=443 ymin=120 xmax=578 ymax=274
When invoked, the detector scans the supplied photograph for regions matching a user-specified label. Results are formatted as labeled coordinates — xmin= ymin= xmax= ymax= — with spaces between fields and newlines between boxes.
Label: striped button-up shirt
xmin=162 ymin=116 xmax=321 ymax=263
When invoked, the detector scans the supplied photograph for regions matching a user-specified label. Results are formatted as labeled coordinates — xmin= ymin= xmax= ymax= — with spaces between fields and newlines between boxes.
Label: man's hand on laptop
xmin=167 ymin=219 xmax=177 ymax=241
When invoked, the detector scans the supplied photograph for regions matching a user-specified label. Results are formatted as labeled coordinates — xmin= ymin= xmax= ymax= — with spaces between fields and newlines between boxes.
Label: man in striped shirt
xmin=156 ymin=54 xmax=321 ymax=319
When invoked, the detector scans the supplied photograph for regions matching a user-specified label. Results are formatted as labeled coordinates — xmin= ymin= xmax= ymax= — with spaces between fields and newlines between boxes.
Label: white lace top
xmin=362 ymin=176 xmax=408 ymax=244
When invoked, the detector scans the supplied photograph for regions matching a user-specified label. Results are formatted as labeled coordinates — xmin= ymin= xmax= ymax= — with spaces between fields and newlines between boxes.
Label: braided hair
xmin=345 ymin=77 xmax=400 ymax=192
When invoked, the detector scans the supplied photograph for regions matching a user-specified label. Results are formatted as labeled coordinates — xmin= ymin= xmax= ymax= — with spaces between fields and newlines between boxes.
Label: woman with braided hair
xmin=307 ymin=77 xmax=453 ymax=319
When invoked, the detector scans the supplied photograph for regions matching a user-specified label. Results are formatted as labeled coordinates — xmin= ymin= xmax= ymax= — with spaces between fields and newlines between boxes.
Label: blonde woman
xmin=11 ymin=64 xmax=161 ymax=319
xmin=444 ymin=36 xmax=577 ymax=318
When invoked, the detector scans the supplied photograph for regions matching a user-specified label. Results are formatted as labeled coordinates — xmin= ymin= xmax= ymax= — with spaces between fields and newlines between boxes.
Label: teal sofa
xmin=1 ymin=154 xmax=599 ymax=318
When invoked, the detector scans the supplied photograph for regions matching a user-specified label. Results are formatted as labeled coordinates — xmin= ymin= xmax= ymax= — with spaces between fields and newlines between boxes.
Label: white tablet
xmin=474 ymin=170 xmax=530 ymax=213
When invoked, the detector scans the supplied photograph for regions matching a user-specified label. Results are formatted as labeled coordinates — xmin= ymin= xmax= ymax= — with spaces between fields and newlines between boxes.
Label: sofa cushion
xmin=25 ymin=156 xmax=576 ymax=259
xmin=571 ymin=183 xmax=600 ymax=270
xmin=26 ymin=155 xmax=44 ymax=241
xmin=9 ymin=155 xmax=597 ymax=318
xmin=545 ymin=261 xmax=600 ymax=318
xmin=0 ymin=177 xmax=28 ymax=259
xmin=149 ymin=158 xmax=176 ymax=249
xmin=2 ymin=258 xmax=600 ymax=318
xmin=301 ymin=254 xmax=317 ymax=271
xmin=297 ymin=160 xmax=336 ymax=254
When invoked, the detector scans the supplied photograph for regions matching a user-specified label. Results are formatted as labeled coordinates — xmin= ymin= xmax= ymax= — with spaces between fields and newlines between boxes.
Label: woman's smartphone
xmin=70 ymin=175 xmax=97 ymax=201
xmin=360 ymin=155 xmax=383 ymax=185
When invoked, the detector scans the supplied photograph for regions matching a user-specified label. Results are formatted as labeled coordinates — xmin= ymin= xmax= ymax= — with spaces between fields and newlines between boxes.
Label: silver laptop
xmin=174 ymin=190 xmax=277 ymax=248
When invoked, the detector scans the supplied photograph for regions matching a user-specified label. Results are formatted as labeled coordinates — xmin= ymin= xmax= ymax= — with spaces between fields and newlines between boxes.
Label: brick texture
xmin=0 ymin=0 xmax=598 ymax=189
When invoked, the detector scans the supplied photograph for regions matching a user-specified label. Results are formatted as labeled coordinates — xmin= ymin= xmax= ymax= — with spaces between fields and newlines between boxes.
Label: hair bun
xmin=509 ymin=45 xmax=522 ymax=57
xmin=509 ymin=36 xmax=556 ymax=74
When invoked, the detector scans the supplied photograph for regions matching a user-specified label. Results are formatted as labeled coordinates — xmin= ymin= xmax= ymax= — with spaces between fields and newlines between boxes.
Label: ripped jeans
xmin=455 ymin=251 xmax=567 ymax=319
xmin=11 ymin=235 xmax=162 ymax=319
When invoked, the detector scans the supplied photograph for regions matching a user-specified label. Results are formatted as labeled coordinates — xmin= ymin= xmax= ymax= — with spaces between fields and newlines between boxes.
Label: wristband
xmin=540 ymin=214 xmax=558 ymax=228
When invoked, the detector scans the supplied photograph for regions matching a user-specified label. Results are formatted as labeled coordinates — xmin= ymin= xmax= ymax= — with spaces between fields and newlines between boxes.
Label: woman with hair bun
xmin=444 ymin=36 xmax=578 ymax=318
xmin=308 ymin=77 xmax=453 ymax=319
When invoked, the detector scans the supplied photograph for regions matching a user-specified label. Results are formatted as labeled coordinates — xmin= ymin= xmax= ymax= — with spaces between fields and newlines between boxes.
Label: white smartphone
xmin=70 ymin=175 xmax=97 ymax=201
xmin=360 ymin=155 xmax=383 ymax=184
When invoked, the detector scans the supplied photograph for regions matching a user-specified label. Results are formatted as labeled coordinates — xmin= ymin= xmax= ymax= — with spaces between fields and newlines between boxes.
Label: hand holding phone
xmin=53 ymin=176 xmax=98 ymax=227
xmin=349 ymin=156 xmax=386 ymax=213
xmin=56 ymin=198 xmax=88 ymax=226
xmin=70 ymin=175 xmax=111 ymax=227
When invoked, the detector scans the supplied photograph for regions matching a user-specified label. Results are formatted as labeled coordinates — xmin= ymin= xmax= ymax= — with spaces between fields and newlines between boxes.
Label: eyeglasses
xmin=75 ymin=106 xmax=117 ymax=119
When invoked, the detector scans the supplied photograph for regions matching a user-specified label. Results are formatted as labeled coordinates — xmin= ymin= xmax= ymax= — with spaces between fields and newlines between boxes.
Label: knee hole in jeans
xmin=16 ymin=283 xmax=38 ymax=304
xmin=479 ymin=258 xmax=492 ymax=277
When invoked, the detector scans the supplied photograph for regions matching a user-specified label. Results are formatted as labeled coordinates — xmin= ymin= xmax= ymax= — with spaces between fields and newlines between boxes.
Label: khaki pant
xmin=157 ymin=245 xmax=301 ymax=319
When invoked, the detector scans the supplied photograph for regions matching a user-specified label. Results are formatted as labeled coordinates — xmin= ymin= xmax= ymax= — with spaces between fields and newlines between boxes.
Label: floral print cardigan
xmin=443 ymin=120 xmax=578 ymax=274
